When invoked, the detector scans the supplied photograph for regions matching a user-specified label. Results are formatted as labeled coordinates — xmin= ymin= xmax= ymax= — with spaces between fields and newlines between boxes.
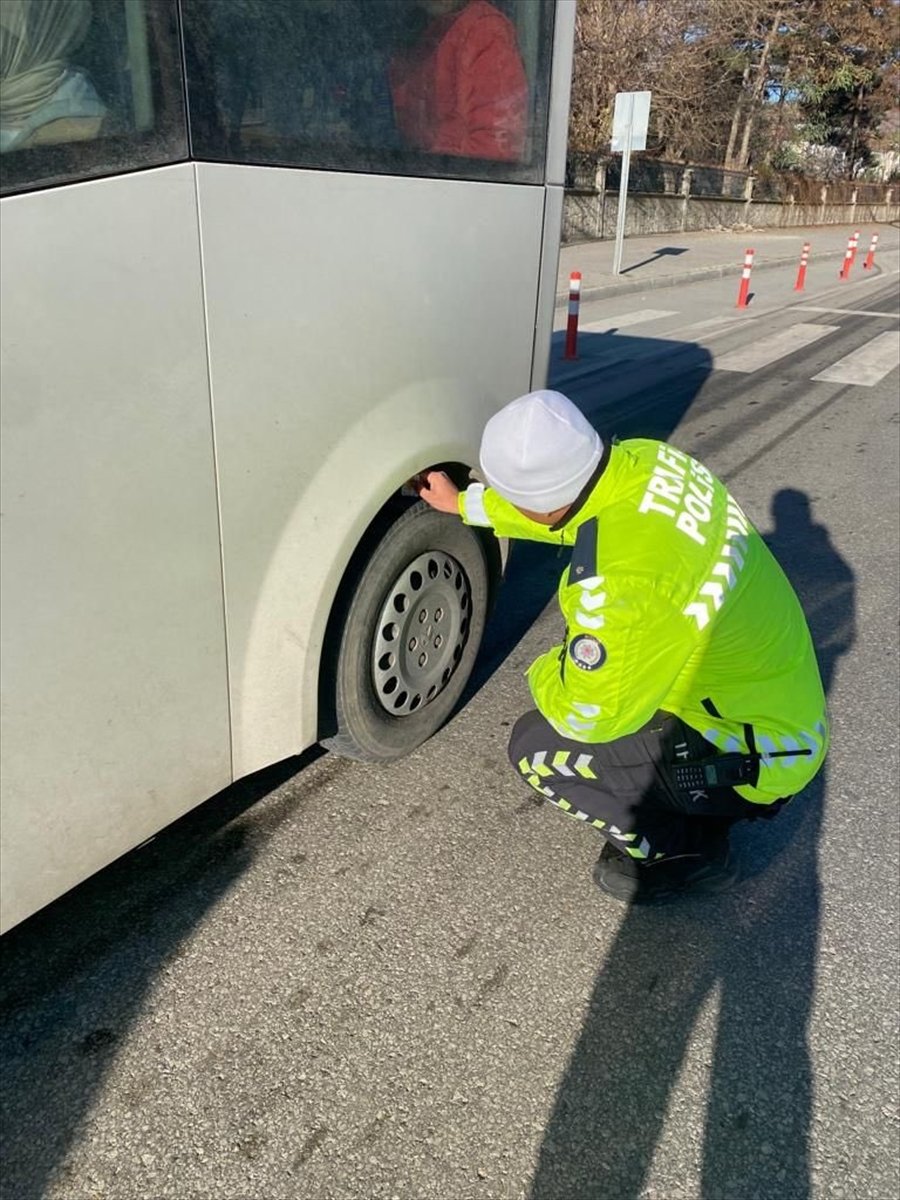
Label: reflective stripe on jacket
xmin=459 ymin=438 xmax=828 ymax=805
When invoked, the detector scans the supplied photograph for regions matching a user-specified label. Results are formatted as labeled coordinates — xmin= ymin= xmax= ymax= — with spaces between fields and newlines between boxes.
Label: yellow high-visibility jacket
xmin=460 ymin=438 xmax=828 ymax=805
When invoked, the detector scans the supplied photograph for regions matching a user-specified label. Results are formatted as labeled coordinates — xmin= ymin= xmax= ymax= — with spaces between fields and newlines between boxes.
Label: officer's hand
xmin=416 ymin=470 xmax=460 ymax=515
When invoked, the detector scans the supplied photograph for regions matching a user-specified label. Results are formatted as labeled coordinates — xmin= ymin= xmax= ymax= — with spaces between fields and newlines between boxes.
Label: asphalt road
xmin=2 ymin=258 xmax=899 ymax=1200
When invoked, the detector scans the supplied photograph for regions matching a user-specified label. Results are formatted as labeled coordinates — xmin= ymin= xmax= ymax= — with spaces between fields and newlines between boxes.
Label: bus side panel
xmin=0 ymin=165 xmax=231 ymax=932
xmin=195 ymin=164 xmax=545 ymax=778
xmin=531 ymin=183 xmax=566 ymax=392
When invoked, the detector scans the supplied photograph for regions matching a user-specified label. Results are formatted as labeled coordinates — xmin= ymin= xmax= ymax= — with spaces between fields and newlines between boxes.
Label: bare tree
xmin=567 ymin=0 xmax=898 ymax=179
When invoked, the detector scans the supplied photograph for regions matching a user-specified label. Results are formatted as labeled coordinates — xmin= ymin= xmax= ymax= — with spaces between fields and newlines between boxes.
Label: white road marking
xmin=666 ymin=315 xmax=749 ymax=340
xmin=715 ymin=323 xmax=838 ymax=373
xmin=812 ymin=330 xmax=900 ymax=387
xmin=580 ymin=309 xmax=676 ymax=333
xmin=800 ymin=306 xmax=900 ymax=319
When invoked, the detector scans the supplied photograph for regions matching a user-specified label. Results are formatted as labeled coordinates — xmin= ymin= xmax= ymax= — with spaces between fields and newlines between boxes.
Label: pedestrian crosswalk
xmin=580 ymin=308 xmax=677 ymax=334
xmin=714 ymin=323 xmax=838 ymax=373
xmin=554 ymin=304 xmax=900 ymax=389
xmin=812 ymin=331 xmax=900 ymax=387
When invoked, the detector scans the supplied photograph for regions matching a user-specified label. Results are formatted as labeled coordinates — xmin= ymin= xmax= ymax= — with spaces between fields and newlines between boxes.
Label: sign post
xmin=610 ymin=90 xmax=651 ymax=276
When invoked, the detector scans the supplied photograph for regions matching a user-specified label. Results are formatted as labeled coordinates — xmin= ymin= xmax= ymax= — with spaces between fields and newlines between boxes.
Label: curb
xmin=554 ymin=246 xmax=851 ymax=308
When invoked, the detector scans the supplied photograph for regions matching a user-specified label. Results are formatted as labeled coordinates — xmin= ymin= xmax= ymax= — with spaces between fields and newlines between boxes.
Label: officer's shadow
xmin=529 ymin=489 xmax=854 ymax=1200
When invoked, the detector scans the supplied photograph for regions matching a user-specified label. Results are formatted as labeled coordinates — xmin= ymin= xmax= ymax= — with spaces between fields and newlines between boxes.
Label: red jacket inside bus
xmin=389 ymin=0 xmax=528 ymax=162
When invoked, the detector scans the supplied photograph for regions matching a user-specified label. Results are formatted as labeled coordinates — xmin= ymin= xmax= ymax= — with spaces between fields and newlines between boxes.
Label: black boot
xmin=594 ymin=828 xmax=739 ymax=905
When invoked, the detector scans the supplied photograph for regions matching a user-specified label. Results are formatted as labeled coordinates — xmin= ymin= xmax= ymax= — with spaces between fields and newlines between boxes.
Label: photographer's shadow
xmin=529 ymin=489 xmax=854 ymax=1200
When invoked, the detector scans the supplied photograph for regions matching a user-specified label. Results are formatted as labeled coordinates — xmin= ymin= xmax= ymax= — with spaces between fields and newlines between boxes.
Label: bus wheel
xmin=321 ymin=502 xmax=491 ymax=762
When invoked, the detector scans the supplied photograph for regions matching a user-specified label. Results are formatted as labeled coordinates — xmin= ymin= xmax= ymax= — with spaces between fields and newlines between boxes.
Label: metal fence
xmin=605 ymin=157 xmax=685 ymax=194
xmin=566 ymin=153 xmax=895 ymax=206
xmin=689 ymin=164 xmax=749 ymax=199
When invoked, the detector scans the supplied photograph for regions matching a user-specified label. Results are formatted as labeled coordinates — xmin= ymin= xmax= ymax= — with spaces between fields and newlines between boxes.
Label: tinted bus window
xmin=0 ymin=0 xmax=186 ymax=195
xmin=181 ymin=0 xmax=554 ymax=184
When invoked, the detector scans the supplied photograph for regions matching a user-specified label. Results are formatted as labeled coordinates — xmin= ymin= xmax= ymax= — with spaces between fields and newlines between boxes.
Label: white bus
xmin=0 ymin=0 xmax=575 ymax=931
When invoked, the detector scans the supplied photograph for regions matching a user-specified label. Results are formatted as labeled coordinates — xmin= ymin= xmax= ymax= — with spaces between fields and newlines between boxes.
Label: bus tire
xmin=321 ymin=502 xmax=491 ymax=762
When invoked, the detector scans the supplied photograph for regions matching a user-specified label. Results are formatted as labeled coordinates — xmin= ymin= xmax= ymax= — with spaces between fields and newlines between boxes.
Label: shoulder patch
xmin=568 ymin=517 xmax=599 ymax=584
xmin=569 ymin=634 xmax=607 ymax=672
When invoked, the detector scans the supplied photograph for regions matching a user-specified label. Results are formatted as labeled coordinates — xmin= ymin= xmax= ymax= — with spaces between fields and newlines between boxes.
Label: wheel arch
xmin=230 ymin=378 xmax=506 ymax=779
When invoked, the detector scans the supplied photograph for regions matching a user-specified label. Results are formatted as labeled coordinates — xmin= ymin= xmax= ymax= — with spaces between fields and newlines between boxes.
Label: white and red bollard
xmin=863 ymin=232 xmax=879 ymax=269
xmin=793 ymin=242 xmax=811 ymax=292
xmin=840 ymin=229 xmax=859 ymax=278
xmin=736 ymin=249 xmax=754 ymax=308
xmin=848 ymin=229 xmax=861 ymax=269
xmin=564 ymin=271 xmax=581 ymax=360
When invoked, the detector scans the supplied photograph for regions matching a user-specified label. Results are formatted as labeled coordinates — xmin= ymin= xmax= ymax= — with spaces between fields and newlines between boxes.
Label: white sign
xmin=610 ymin=91 xmax=652 ymax=275
xmin=611 ymin=90 xmax=651 ymax=153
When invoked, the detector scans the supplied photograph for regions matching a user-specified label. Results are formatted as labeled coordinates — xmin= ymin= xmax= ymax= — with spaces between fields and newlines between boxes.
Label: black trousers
xmin=508 ymin=710 xmax=789 ymax=861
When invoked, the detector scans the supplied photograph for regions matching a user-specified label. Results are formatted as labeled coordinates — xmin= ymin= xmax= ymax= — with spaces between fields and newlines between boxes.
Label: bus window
xmin=0 ymin=0 xmax=186 ymax=195
xmin=181 ymin=0 xmax=553 ymax=183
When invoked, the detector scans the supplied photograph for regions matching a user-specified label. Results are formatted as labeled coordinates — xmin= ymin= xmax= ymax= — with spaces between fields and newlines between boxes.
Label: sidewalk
xmin=556 ymin=223 xmax=900 ymax=306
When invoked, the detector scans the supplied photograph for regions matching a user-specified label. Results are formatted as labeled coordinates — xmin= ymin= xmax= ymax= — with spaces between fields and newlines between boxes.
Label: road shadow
xmin=0 ymin=749 xmax=324 ymax=1200
xmin=620 ymin=246 xmax=690 ymax=276
xmin=528 ymin=488 xmax=853 ymax=1200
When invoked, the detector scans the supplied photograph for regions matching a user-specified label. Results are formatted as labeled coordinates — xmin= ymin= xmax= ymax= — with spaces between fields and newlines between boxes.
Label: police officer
xmin=418 ymin=390 xmax=828 ymax=904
